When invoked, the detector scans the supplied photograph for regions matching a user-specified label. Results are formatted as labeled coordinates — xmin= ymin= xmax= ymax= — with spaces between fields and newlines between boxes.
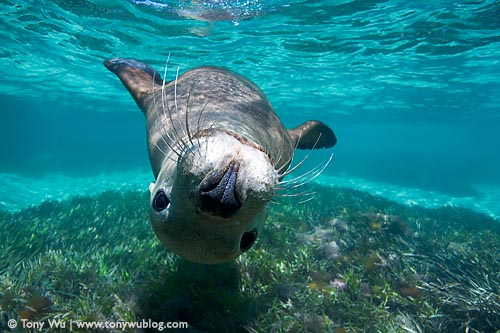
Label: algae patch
xmin=1 ymin=185 xmax=499 ymax=332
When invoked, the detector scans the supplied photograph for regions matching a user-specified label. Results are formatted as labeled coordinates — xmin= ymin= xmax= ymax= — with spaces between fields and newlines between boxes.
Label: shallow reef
xmin=1 ymin=184 xmax=499 ymax=332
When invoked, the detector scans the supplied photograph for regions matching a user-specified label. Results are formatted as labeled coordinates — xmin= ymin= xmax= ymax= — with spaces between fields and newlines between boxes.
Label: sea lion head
xmin=104 ymin=58 xmax=337 ymax=264
xmin=149 ymin=128 xmax=278 ymax=264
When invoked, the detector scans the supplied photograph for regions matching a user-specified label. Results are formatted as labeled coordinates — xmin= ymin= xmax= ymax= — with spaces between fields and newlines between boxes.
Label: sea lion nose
xmin=200 ymin=161 xmax=241 ymax=218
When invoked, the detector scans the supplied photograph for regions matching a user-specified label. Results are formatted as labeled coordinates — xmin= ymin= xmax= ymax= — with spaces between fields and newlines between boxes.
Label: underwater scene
xmin=1 ymin=0 xmax=500 ymax=332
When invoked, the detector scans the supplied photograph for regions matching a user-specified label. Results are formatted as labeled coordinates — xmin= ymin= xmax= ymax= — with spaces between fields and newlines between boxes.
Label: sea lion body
xmin=104 ymin=58 xmax=336 ymax=264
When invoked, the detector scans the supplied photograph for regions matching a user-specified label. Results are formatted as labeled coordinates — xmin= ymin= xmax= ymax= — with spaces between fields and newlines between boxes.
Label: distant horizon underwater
xmin=1 ymin=1 xmax=500 ymax=332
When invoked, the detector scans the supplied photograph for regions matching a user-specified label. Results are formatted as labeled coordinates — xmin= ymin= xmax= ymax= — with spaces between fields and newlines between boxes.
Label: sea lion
xmin=104 ymin=58 xmax=336 ymax=264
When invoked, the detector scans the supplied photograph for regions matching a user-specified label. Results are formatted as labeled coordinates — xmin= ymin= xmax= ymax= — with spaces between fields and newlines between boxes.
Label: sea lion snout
xmin=199 ymin=161 xmax=241 ymax=218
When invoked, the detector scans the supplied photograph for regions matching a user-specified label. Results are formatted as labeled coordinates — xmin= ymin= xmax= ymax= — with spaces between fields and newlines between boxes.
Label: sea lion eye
xmin=153 ymin=190 xmax=170 ymax=212
xmin=240 ymin=229 xmax=258 ymax=252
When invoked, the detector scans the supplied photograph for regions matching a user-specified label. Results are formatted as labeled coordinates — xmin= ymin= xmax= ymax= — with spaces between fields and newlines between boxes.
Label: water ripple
xmin=0 ymin=0 xmax=498 ymax=119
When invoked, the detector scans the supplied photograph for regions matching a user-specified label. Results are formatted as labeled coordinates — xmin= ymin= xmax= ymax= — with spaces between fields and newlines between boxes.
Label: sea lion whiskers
xmin=194 ymin=101 xmax=210 ymax=160
xmin=172 ymin=66 xmax=190 ymax=151
xmin=149 ymin=56 xmax=185 ymax=160
xmin=277 ymin=152 xmax=333 ymax=191
xmin=198 ymin=109 xmax=219 ymax=162
xmin=277 ymin=132 xmax=322 ymax=178
xmin=270 ymin=133 xmax=322 ymax=203
xmin=184 ymin=82 xmax=196 ymax=147
xmin=270 ymin=191 xmax=316 ymax=205
xmin=263 ymin=138 xmax=276 ymax=170
xmin=164 ymin=64 xmax=191 ymax=156
xmin=183 ymin=82 xmax=217 ymax=162
xmin=271 ymin=164 xmax=330 ymax=203
xmin=159 ymin=56 xmax=186 ymax=156
xmin=151 ymin=70 xmax=182 ymax=162
xmin=272 ymin=154 xmax=332 ymax=204
xmin=274 ymin=132 xmax=333 ymax=197
xmin=186 ymin=83 xmax=213 ymax=163
xmin=157 ymin=59 xmax=198 ymax=159
xmin=274 ymin=131 xmax=302 ymax=176
xmin=270 ymin=180 xmax=317 ymax=204
xmin=157 ymin=57 xmax=217 ymax=159
xmin=170 ymin=65 xmax=203 ymax=158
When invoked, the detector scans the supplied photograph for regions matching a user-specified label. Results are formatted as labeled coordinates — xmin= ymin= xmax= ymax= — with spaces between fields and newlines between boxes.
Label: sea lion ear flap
xmin=288 ymin=120 xmax=337 ymax=150
xmin=104 ymin=58 xmax=163 ymax=113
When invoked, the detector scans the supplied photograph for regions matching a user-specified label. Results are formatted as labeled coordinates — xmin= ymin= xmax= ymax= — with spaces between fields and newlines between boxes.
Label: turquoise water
xmin=2 ymin=2 xmax=500 ymax=332
xmin=1 ymin=0 xmax=500 ymax=218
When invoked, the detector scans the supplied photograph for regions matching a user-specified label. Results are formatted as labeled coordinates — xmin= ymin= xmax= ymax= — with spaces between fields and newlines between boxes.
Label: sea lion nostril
xmin=240 ymin=229 xmax=257 ymax=252
xmin=200 ymin=162 xmax=241 ymax=218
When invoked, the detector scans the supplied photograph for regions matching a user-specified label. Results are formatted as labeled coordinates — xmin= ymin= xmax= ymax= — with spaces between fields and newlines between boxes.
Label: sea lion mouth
xmin=199 ymin=161 xmax=241 ymax=218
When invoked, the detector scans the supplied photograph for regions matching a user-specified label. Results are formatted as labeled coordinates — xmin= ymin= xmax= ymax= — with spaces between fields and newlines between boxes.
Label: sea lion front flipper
xmin=288 ymin=120 xmax=337 ymax=150
xmin=104 ymin=58 xmax=163 ymax=113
